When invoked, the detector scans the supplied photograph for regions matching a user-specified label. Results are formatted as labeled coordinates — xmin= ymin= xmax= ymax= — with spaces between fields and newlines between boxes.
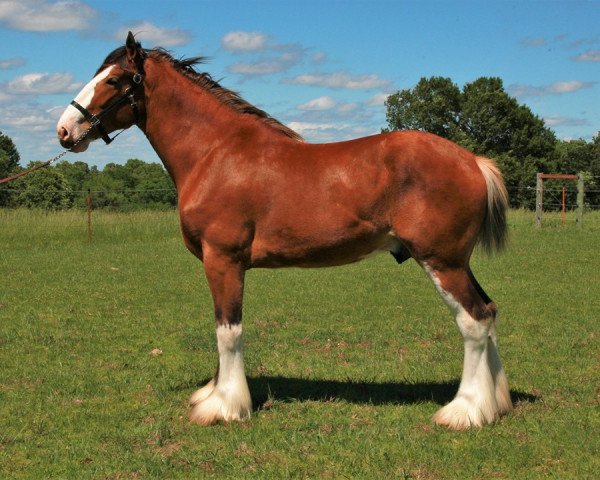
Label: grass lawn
xmin=1 ymin=209 xmax=598 ymax=479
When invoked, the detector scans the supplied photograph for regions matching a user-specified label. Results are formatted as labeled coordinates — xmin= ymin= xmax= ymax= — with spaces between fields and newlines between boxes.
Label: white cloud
xmin=285 ymin=93 xmax=385 ymax=143
xmin=549 ymin=81 xmax=594 ymax=93
xmin=311 ymin=52 xmax=327 ymax=64
xmin=0 ymin=91 xmax=14 ymax=103
xmin=286 ymin=121 xmax=375 ymax=143
xmin=574 ymin=50 xmax=600 ymax=62
xmin=0 ymin=0 xmax=96 ymax=32
xmin=287 ymin=121 xmax=338 ymax=133
xmin=567 ymin=37 xmax=599 ymax=49
xmin=520 ymin=37 xmax=546 ymax=47
xmin=229 ymin=60 xmax=288 ymax=76
xmin=6 ymin=72 xmax=82 ymax=95
xmin=507 ymin=84 xmax=535 ymax=98
xmin=337 ymin=102 xmax=358 ymax=113
xmin=0 ymin=57 xmax=26 ymax=70
xmin=366 ymin=92 xmax=390 ymax=106
xmin=0 ymin=104 xmax=57 ymax=132
xmin=543 ymin=116 xmax=589 ymax=127
xmin=222 ymin=32 xmax=309 ymax=79
xmin=222 ymin=31 xmax=268 ymax=52
xmin=508 ymin=80 xmax=596 ymax=98
xmin=520 ymin=34 xmax=599 ymax=51
xmin=284 ymin=71 xmax=391 ymax=90
xmin=298 ymin=96 xmax=336 ymax=111
xmin=227 ymin=44 xmax=304 ymax=77
xmin=115 ymin=22 xmax=192 ymax=47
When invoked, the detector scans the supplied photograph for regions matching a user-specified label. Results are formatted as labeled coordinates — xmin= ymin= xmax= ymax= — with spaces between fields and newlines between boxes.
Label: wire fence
xmin=3 ymin=185 xmax=600 ymax=208
xmin=2 ymin=191 xmax=599 ymax=246
xmin=3 ymin=177 xmax=600 ymax=217
xmin=508 ymin=185 xmax=600 ymax=211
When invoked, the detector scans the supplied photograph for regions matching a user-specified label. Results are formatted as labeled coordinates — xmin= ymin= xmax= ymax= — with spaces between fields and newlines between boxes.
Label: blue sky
xmin=0 ymin=0 xmax=598 ymax=168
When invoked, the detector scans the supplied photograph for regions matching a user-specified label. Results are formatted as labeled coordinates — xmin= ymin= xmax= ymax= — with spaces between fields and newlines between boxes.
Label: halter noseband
xmin=70 ymin=72 xmax=143 ymax=145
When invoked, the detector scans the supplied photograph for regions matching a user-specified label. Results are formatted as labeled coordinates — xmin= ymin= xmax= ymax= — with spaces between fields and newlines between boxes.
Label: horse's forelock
xmin=95 ymin=46 xmax=128 ymax=75
xmin=95 ymin=41 xmax=146 ymax=76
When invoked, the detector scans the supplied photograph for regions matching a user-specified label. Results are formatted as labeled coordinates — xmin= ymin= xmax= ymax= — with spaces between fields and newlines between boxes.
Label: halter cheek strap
xmin=70 ymin=73 xmax=144 ymax=145
xmin=70 ymin=100 xmax=113 ymax=144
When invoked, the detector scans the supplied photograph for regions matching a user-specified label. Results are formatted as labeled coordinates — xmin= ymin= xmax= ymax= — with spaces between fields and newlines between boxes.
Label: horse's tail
xmin=475 ymin=156 xmax=509 ymax=254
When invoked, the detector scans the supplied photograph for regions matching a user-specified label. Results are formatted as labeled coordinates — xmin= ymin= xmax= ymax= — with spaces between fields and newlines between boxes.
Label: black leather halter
xmin=70 ymin=73 xmax=143 ymax=145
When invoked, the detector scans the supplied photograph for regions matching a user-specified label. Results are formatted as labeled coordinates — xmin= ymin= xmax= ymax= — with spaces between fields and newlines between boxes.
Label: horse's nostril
xmin=58 ymin=126 xmax=70 ymax=141
xmin=57 ymin=126 xmax=74 ymax=148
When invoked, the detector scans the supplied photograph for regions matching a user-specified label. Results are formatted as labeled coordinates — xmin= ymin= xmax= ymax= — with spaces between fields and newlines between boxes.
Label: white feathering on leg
xmin=189 ymin=324 xmax=252 ymax=425
xmin=424 ymin=264 xmax=509 ymax=429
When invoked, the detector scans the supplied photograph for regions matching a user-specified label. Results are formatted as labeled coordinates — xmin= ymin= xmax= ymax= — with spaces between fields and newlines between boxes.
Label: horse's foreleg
xmin=189 ymin=251 xmax=252 ymax=425
xmin=423 ymin=264 xmax=512 ymax=429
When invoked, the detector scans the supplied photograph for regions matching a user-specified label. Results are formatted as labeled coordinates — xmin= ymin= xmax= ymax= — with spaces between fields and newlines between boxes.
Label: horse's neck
xmin=141 ymin=61 xmax=243 ymax=187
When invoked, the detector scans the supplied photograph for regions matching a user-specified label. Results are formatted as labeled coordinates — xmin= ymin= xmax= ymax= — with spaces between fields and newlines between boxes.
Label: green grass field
xmin=1 ymin=209 xmax=598 ymax=479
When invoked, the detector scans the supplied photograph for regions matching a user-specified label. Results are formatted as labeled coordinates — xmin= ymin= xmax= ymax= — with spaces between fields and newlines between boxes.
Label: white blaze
xmin=57 ymin=66 xmax=114 ymax=134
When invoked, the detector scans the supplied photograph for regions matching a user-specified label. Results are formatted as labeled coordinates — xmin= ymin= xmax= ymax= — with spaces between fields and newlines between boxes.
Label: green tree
xmin=461 ymin=78 xmax=556 ymax=208
xmin=56 ymin=160 xmax=90 ymax=191
xmin=126 ymin=160 xmax=176 ymax=209
xmin=97 ymin=159 xmax=175 ymax=210
xmin=0 ymin=131 xmax=21 ymax=207
xmin=55 ymin=160 xmax=91 ymax=208
xmin=16 ymin=163 xmax=73 ymax=210
xmin=86 ymin=165 xmax=127 ymax=210
xmin=459 ymin=78 xmax=556 ymax=161
xmin=385 ymin=76 xmax=461 ymax=138
xmin=0 ymin=131 xmax=20 ymax=172
xmin=78 ymin=158 xmax=175 ymax=211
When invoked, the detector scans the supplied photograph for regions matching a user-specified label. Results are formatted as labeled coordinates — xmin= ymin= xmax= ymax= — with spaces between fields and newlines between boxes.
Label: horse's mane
xmin=97 ymin=46 xmax=304 ymax=142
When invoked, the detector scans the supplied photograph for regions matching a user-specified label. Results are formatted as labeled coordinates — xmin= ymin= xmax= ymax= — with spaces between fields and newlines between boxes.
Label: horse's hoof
xmin=432 ymin=395 xmax=498 ymax=430
xmin=189 ymin=387 xmax=252 ymax=426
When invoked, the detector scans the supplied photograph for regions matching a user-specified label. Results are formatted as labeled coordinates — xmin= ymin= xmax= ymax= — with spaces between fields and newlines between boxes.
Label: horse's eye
xmin=106 ymin=78 xmax=119 ymax=86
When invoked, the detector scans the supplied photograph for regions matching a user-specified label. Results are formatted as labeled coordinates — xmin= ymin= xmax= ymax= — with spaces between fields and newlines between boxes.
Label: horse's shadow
xmin=192 ymin=376 xmax=538 ymax=410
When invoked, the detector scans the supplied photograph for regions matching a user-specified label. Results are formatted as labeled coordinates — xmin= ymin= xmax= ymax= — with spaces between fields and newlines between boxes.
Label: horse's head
xmin=57 ymin=32 xmax=146 ymax=152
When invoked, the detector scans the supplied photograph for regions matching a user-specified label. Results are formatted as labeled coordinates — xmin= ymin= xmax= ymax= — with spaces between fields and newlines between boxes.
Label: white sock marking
xmin=423 ymin=263 xmax=507 ymax=428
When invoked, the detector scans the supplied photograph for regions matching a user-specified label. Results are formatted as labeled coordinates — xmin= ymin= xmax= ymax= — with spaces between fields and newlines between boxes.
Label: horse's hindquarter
xmin=382 ymin=131 xmax=489 ymax=261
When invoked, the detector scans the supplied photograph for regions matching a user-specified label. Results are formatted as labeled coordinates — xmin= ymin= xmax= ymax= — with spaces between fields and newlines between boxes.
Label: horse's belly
xmin=250 ymin=230 xmax=402 ymax=268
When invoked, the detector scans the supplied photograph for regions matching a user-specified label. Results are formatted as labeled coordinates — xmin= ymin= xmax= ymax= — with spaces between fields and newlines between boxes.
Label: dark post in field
xmin=576 ymin=174 xmax=584 ymax=229
xmin=87 ymin=189 xmax=92 ymax=242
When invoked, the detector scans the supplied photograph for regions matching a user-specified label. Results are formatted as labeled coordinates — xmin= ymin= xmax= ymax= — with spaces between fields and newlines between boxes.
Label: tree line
xmin=384 ymin=76 xmax=599 ymax=208
xmin=0 ymin=136 xmax=176 ymax=211
xmin=2 ymin=76 xmax=599 ymax=210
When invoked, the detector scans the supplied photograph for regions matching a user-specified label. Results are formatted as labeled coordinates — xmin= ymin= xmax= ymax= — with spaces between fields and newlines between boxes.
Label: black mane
xmin=96 ymin=45 xmax=303 ymax=142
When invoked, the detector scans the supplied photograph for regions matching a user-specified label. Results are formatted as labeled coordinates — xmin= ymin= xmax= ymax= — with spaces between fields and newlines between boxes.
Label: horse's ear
xmin=125 ymin=31 xmax=144 ymax=72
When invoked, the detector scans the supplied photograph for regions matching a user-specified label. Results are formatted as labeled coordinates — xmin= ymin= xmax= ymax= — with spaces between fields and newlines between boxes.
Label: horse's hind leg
xmin=423 ymin=263 xmax=512 ymax=429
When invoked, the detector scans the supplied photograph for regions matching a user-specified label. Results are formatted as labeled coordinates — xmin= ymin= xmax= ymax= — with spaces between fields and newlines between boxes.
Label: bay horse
xmin=57 ymin=32 xmax=512 ymax=430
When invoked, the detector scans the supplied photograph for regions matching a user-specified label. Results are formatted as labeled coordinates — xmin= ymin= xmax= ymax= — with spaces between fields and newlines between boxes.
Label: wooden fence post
xmin=561 ymin=185 xmax=566 ymax=227
xmin=87 ymin=189 xmax=92 ymax=242
xmin=535 ymin=173 xmax=543 ymax=228
xmin=535 ymin=173 xmax=579 ymax=228
xmin=576 ymin=173 xmax=584 ymax=229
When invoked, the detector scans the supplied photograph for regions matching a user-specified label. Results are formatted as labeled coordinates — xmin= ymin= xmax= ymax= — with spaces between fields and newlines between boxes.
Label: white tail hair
xmin=476 ymin=156 xmax=509 ymax=254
